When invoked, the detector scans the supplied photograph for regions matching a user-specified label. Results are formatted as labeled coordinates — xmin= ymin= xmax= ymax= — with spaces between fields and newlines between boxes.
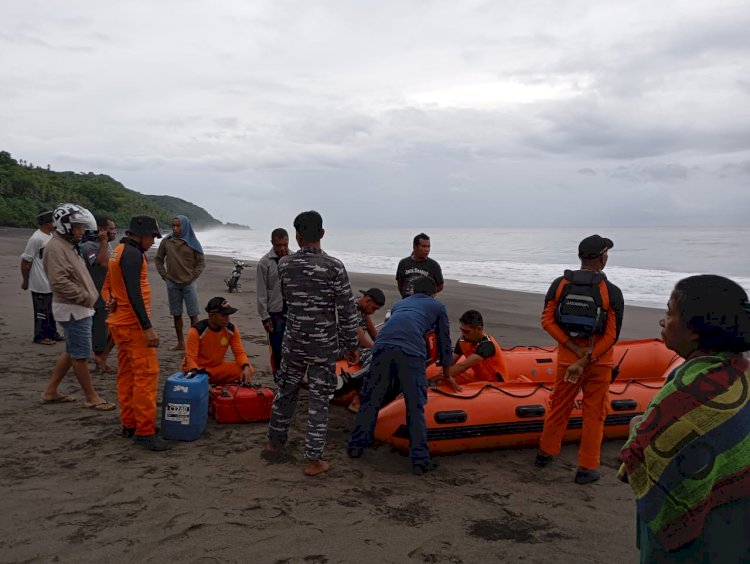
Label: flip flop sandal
xmin=84 ymin=401 xmax=116 ymax=411
xmin=40 ymin=395 xmax=76 ymax=404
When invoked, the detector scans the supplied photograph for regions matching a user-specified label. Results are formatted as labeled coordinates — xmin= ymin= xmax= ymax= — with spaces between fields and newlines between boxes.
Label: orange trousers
xmin=538 ymin=363 xmax=611 ymax=469
xmin=109 ymin=324 xmax=160 ymax=436
xmin=205 ymin=362 xmax=243 ymax=384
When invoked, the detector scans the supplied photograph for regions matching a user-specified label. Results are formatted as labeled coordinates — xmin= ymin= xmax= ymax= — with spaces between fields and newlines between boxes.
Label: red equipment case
xmin=209 ymin=384 xmax=275 ymax=423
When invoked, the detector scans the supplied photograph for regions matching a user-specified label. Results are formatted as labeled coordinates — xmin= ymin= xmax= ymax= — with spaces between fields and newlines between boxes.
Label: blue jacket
xmin=373 ymin=294 xmax=451 ymax=364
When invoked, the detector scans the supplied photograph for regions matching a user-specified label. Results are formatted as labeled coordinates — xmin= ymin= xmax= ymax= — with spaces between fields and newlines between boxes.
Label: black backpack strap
xmin=566 ymin=270 xmax=604 ymax=307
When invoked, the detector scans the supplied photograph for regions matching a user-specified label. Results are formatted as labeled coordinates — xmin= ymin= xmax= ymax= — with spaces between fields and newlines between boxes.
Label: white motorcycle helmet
xmin=52 ymin=203 xmax=97 ymax=238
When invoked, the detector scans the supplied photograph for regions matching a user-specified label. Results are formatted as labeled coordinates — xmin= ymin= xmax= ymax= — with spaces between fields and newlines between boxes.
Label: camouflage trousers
xmin=267 ymin=357 xmax=337 ymax=460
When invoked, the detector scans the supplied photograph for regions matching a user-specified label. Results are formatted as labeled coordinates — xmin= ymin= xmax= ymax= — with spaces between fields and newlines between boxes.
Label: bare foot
xmin=93 ymin=355 xmax=112 ymax=373
xmin=170 ymin=343 xmax=185 ymax=351
xmin=261 ymin=442 xmax=296 ymax=464
xmin=304 ymin=460 xmax=330 ymax=476
xmin=347 ymin=396 xmax=361 ymax=414
xmin=265 ymin=441 xmax=281 ymax=452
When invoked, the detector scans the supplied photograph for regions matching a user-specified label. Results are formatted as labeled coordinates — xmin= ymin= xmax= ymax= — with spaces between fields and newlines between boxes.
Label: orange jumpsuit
xmin=181 ymin=319 xmax=250 ymax=384
xmin=102 ymin=238 xmax=160 ymax=437
xmin=454 ymin=335 xmax=508 ymax=385
xmin=538 ymin=274 xmax=623 ymax=470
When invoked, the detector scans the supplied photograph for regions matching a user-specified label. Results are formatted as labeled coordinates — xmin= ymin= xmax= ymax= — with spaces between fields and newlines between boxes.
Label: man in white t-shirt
xmin=20 ymin=210 xmax=63 ymax=345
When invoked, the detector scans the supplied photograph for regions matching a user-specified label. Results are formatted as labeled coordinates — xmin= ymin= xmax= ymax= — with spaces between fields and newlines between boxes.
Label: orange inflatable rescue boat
xmin=341 ymin=338 xmax=679 ymax=455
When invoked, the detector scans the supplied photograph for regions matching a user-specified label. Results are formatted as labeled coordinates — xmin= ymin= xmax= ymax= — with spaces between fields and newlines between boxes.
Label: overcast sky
xmin=3 ymin=0 xmax=750 ymax=228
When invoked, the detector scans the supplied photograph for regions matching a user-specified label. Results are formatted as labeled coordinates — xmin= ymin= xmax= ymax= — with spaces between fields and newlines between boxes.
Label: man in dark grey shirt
xmin=265 ymin=211 xmax=360 ymax=476
xmin=396 ymin=232 xmax=444 ymax=298
xmin=79 ymin=216 xmax=116 ymax=372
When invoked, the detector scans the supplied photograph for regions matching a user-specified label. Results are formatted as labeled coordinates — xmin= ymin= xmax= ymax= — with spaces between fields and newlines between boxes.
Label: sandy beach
xmin=0 ymin=226 xmax=665 ymax=563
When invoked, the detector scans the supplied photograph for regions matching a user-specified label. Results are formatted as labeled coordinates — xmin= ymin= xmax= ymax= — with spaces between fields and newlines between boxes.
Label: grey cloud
xmin=720 ymin=161 xmax=750 ymax=176
xmin=0 ymin=26 xmax=97 ymax=52
xmin=609 ymin=163 xmax=693 ymax=184
xmin=522 ymin=96 xmax=750 ymax=160
xmin=213 ymin=117 xmax=240 ymax=129
xmin=4 ymin=1 xmax=750 ymax=229
xmin=55 ymin=153 xmax=169 ymax=172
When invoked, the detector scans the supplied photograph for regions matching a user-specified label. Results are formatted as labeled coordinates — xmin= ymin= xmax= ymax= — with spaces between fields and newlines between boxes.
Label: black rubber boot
xmin=575 ymin=468 xmax=601 ymax=484
xmin=534 ymin=451 xmax=553 ymax=467
xmin=135 ymin=434 xmax=171 ymax=451
xmin=412 ymin=460 xmax=439 ymax=476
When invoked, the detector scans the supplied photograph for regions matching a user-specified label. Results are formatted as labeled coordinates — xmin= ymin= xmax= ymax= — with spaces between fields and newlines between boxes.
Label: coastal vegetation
xmin=0 ymin=151 xmax=245 ymax=230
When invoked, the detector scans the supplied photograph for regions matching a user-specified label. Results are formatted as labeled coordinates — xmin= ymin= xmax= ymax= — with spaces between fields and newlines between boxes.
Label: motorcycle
xmin=225 ymin=259 xmax=247 ymax=293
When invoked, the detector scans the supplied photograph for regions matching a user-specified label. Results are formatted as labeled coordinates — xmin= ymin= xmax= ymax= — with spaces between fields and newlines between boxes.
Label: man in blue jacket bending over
xmin=347 ymin=276 xmax=460 ymax=475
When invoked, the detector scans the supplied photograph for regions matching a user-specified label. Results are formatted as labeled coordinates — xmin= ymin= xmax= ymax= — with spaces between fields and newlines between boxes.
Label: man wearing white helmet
xmin=39 ymin=203 xmax=114 ymax=410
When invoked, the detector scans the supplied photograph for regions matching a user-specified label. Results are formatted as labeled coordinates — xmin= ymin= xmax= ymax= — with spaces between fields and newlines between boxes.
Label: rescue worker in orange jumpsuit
xmin=535 ymin=235 xmax=624 ymax=484
xmin=441 ymin=309 xmax=508 ymax=386
xmin=182 ymin=297 xmax=255 ymax=384
xmin=102 ymin=215 xmax=169 ymax=451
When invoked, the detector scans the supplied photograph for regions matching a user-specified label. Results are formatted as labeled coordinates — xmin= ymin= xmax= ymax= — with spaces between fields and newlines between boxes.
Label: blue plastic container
xmin=160 ymin=371 xmax=209 ymax=441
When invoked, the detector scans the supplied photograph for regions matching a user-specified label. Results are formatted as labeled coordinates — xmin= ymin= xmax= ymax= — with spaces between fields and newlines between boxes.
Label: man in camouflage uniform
xmin=265 ymin=211 xmax=360 ymax=476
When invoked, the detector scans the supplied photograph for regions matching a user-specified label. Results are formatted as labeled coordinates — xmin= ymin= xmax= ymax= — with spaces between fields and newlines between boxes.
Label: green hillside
xmin=0 ymin=150 xmax=246 ymax=230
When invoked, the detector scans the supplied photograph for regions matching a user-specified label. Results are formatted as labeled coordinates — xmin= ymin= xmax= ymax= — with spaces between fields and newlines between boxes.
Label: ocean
xmin=195 ymin=226 xmax=750 ymax=309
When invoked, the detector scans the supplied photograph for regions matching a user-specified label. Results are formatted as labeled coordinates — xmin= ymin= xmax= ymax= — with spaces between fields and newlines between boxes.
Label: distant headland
xmin=0 ymin=151 xmax=249 ymax=230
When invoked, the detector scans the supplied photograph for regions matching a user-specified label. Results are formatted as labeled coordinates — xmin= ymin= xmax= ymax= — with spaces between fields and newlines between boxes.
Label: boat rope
xmin=431 ymin=377 xmax=665 ymax=400
xmin=430 ymin=382 xmax=553 ymax=400
xmin=503 ymin=345 xmax=556 ymax=353
xmin=608 ymin=379 xmax=665 ymax=394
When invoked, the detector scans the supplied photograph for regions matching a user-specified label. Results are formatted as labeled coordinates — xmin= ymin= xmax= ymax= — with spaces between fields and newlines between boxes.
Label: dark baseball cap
xmin=126 ymin=215 xmax=162 ymax=238
xmin=359 ymin=288 xmax=385 ymax=306
xmin=578 ymin=234 xmax=614 ymax=259
xmin=206 ymin=297 xmax=238 ymax=315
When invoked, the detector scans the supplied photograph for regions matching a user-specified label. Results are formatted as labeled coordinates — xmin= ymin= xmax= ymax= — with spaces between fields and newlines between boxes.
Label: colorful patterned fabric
xmin=619 ymin=352 xmax=750 ymax=552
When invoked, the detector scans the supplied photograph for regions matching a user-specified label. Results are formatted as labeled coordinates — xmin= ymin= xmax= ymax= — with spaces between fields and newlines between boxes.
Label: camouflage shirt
xmin=279 ymin=246 xmax=360 ymax=364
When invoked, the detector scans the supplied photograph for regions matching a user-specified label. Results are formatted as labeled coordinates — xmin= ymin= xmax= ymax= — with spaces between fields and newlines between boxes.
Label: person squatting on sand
xmin=103 ymin=215 xmax=170 ymax=451
xmin=39 ymin=203 xmax=114 ymax=410
xmin=264 ymin=211 xmax=360 ymax=476
xmin=256 ymin=227 xmax=289 ymax=375
xmin=337 ymin=287 xmax=386 ymax=360
xmin=340 ymin=287 xmax=386 ymax=413
xmin=354 ymin=288 xmax=385 ymax=349
xmin=396 ymin=232 xmax=444 ymax=298
xmin=348 ymin=276 xmax=461 ymax=476
xmin=618 ymin=274 xmax=750 ymax=563
xmin=79 ymin=215 xmax=117 ymax=373
xmin=535 ymin=234 xmax=625 ymax=484
xmin=442 ymin=309 xmax=509 ymax=386
xmin=20 ymin=209 xmax=63 ymax=345
xmin=155 ymin=214 xmax=205 ymax=351
xmin=182 ymin=297 xmax=255 ymax=385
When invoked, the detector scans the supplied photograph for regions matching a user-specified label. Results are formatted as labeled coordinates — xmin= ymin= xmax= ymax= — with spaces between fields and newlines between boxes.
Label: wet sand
xmin=0 ymin=227 xmax=663 ymax=563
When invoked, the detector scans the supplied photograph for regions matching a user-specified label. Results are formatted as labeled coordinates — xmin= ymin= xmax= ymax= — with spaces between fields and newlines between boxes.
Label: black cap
xmin=359 ymin=288 xmax=385 ymax=306
xmin=126 ymin=215 xmax=162 ymax=238
xmin=578 ymin=234 xmax=614 ymax=259
xmin=206 ymin=297 xmax=238 ymax=315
